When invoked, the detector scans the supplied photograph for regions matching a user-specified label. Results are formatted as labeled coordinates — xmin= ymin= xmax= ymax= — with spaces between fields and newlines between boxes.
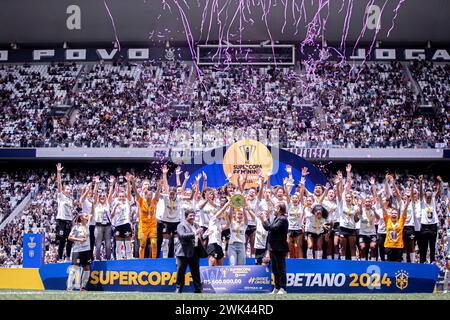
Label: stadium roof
xmin=1 ymin=0 xmax=449 ymax=46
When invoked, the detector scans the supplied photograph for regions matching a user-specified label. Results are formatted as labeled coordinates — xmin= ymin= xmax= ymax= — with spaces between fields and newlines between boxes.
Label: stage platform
xmin=0 ymin=258 xmax=439 ymax=294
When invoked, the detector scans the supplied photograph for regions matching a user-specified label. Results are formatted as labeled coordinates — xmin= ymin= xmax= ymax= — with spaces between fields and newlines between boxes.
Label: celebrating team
xmin=57 ymin=163 xmax=447 ymax=289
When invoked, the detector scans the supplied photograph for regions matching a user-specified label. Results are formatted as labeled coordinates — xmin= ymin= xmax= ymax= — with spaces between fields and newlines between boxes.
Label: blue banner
xmin=39 ymin=258 xmax=439 ymax=293
xmin=0 ymin=148 xmax=36 ymax=158
xmin=284 ymin=259 xmax=439 ymax=293
xmin=23 ymin=233 xmax=45 ymax=268
xmin=200 ymin=265 xmax=272 ymax=294
xmin=169 ymin=145 xmax=328 ymax=194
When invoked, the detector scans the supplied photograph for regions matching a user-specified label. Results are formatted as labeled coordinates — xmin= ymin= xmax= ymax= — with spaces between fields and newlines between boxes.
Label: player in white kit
xmin=110 ymin=172 xmax=134 ymax=260
xmin=358 ymin=194 xmax=379 ymax=261
xmin=55 ymin=163 xmax=74 ymax=261
xmin=67 ymin=209 xmax=94 ymax=291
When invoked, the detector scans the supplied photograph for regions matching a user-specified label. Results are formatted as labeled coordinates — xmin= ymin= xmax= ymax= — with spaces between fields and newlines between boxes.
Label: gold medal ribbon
xmin=169 ymin=200 xmax=175 ymax=217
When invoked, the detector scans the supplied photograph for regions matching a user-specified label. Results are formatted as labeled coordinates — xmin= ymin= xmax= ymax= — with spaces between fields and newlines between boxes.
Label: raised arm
xmin=266 ymin=171 xmax=272 ymax=193
xmin=154 ymin=179 xmax=163 ymax=200
xmin=336 ymin=171 xmax=343 ymax=203
xmin=298 ymin=177 xmax=306 ymax=206
xmin=369 ymin=176 xmax=380 ymax=205
xmin=283 ymin=178 xmax=292 ymax=203
xmin=110 ymin=202 xmax=120 ymax=219
xmin=175 ymin=166 xmax=182 ymax=187
xmin=299 ymin=167 xmax=309 ymax=205
xmin=402 ymin=188 xmax=412 ymax=218
xmin=202 ymin=171 xmax=208 ymax=191
xmin=318 ymin=182 xmax=330 ymax=204
xmin=131 ymin=175 xmax=142 ymax=204
xmin=240 ymin=173 xmax=248 ymax=193
xmin=436 ymin=176 xmax=442 ymax=199
xmin=214 ymin=200 xmax=231 ymax=219
xmin=392 ymin=175 xmax=402 ymax=204
xmin=125 ymin=172 xmax=133 ymax=202
xmin=418 ymin=175 xmax=424 ymax=201
xmin=80 ymin=182 xmax=92 ymax=203
xmin=237 ymin=174 xmax=243 ymax=194
xmin=56 ymin=163 xmax=63 ymax=193
xmin=385 ymin=173 xmax=391 ymax=199
xmin=284 ymin=166 xmax=295 ymax=200
xmin=345 ymin=164 xmax=352 ymax=193
xmin=180 ymin=171 xmax=189 ymax=194
xmin=409 ymin=176 xmax=415 ymax=202
xmin=93 ymin=177 xmax=100 ymax=205
xmin=193 ymin=174 xmax=201 ymax=196
xmin=257 ymin=174 xmax=264 ymax=201
xmin=108 ymin=176 xmax=116 ymax=205
xmin=162 ymin=164 xmax=170 ymax=193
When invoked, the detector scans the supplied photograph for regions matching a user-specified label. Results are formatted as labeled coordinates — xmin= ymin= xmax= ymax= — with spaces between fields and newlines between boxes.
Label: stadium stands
xmin=0 ymin=60 xmax=447 ymax=149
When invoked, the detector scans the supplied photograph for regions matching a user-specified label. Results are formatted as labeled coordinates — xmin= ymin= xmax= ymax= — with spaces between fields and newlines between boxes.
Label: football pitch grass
xmin=0 ymin=289 xmax=449 ymax=300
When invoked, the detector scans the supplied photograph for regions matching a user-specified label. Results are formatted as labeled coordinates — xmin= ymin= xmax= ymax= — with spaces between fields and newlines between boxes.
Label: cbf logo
xmin=239 ymin=144 xmax=256 ymax=164
xmin=395 ymin=270 xmax=409 ymax=290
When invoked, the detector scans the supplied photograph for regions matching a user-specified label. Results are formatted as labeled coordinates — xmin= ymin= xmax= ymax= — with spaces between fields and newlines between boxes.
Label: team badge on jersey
xmin=395 ymin=270 xmax=409 ymax=290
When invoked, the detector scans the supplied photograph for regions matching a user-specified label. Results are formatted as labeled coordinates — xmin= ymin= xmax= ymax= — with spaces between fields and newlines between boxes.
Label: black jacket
xmin=263 ymin=215 xmax=289 ymax=252
xmin=175 ymin=220 xmax=201 ymax=258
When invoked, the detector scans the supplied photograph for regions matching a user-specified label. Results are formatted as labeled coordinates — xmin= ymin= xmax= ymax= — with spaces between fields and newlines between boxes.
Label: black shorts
xmin=289 ymin=230 xmax=302 ymax=238
xmin=414 ymin=231 xmax=421 ymax=241
xmin=56 ymin=219 xmax=72 ymax=239
xmin=386 ymin=248 xmax=403 ymax=262
xmin=207 ymin=243 xmax=224 ymax=260
xmin=359 ymin=234 xmax=377 ymax=244
xmin=114 ymin=223 xmax=133 ymax=238
xmin=420 ymin=224 xmax=438 ymax=237
xmin=245 ymin=225 xmax=257 ymax=236
xmin=339 ymin=227 xmax=356 ymax=238
xmin=72 ymin=250 xmax=92 ymax=267
xmin=331 ymin=222 xmax=340 ymax=236
xmin=255 ymin=248 xmax=267 ymax=260
xmin=403 ymin=226 xmax=416 ymax=241
xmin=306 ymin=232 xmax=323 ymax=239
xmin=161 ymin=221 xmax=179 ymax=235
xmin=221 ymin=228 xmax=231 ymax=240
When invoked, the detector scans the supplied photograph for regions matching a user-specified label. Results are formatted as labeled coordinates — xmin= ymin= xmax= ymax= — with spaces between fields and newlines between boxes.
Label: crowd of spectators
xmin=49 ymin=61 xmax=192 ymax=148
xmin=292 ymin=61 xmax=448 ymax=148
xmin=0 ymin=171 xmax=40 ymax=225
xmin=0 ymin=60 xmax=447 ymax=149
xmin=0 ymin=63 xmax=82 ymax=147
xmin=410 ymin=60 xmax=450 ymax=109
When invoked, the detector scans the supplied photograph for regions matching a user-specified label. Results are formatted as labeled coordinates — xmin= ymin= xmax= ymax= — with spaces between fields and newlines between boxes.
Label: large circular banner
xmin=168 ymin=140 xmax=328 ymax=193
xmin=223 ymin=139 xmax=273 ymax=188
